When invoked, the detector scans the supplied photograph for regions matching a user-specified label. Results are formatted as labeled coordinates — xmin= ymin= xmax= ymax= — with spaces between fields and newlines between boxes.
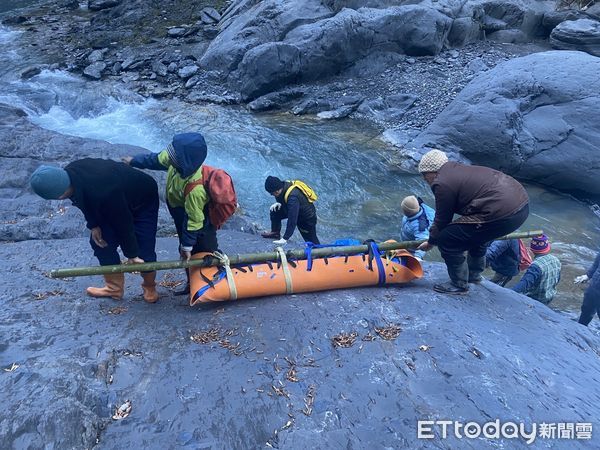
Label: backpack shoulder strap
xmin=184 ymin=178 xmax=204 ymax=198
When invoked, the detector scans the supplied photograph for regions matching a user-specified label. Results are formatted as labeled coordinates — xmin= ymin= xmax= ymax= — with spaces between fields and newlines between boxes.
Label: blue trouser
xmin=168 ymin=205 xmax=218 ymax=254
xmin=579 ymin=284 xmax=600 ymax=326
xmin=90 ymin=199 xmax=159 ymax=266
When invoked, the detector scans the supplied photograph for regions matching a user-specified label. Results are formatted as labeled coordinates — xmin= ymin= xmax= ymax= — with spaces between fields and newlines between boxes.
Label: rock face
xmin=233 ymin=6 xmax=452 ymax=99
xmin=405 ymin=51 xmax=600 ymax=197
xmin=2 ymin=234 xmax=600 ymax=448
xmin=550 ymin=18 xmax=600 ymax=56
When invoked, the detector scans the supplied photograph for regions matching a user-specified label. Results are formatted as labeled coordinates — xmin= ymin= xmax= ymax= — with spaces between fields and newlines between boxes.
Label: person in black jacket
xmin=261 ymin=176 xmax=320 ymax=245
xmin=30 ymin=159 xmax=160 ymax=303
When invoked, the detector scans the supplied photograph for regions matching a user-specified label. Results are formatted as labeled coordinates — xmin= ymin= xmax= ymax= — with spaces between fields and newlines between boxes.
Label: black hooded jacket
xmin=65 ymin=158 xmax=158 ymax=258
xmin=277 ymin=181 xmax=317 ymax=240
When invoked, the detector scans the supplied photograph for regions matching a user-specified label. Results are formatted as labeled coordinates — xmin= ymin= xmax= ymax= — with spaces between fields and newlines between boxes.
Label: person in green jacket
xmin=124 ymin=132 xmax=217 ymax=295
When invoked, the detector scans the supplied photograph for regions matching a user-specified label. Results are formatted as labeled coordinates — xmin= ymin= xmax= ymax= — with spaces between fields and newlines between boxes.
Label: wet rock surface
xmin=402 ymin=51 xmax=600 ymax=198
xmin=2 ymin=234 xmax=600 ymax=448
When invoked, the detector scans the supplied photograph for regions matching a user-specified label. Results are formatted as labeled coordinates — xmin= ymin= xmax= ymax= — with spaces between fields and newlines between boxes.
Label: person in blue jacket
xmin=400 ymin=195 xmax=435 ymax=260
xmin=575 ymin=250 xmax=600 ymax=326
xmin=485 ymin=239 xmax=520 ymax=286
xmin=512 ymin=234 xmax=561 ymax=304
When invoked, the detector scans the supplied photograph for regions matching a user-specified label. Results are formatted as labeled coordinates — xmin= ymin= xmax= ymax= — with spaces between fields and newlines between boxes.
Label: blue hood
xmin=169 ymin=133 xmax=207 ymax=178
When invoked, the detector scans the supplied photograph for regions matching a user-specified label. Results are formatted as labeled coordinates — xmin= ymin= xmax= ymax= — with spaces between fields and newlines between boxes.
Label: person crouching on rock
xmin=512 ymin=235 xmax=561 ymax=304
xmin=123 ymin=132 xmax=217 ymax=296
xmin=485 ymin=239 xmax=521 ymax=286
xmin=575 ymin=249 xmax=600 ymax=326
xmin=30 ymin=160 xmax=160 ymax=302
xmin=400 ymin=195 xmax=435 ymax=261
xmin=261 ymin=176 xmax=320 ymax=245
xmin=416 ymin=149 xmax=529 ymax=295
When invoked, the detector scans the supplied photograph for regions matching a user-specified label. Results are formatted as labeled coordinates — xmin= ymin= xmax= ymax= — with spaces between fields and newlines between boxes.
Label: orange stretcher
xmin=189 ymin=244 xmax=423 ymax=305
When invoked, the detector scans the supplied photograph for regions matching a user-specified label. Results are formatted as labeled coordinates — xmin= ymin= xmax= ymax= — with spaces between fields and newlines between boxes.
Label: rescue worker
xmin=30 ymin=160 xmax=159 ymax=302
xmin=416 ymin=149 xmax=529 ymax=295
xmin=400 ymin=195 xmax=435 ymax=260
xmin=485 ymin=239 xmax=521 ymax=286
xmin=575 ymin=249 xmax=600 ymax=326
xmin=261 ymin=176 xmax=320 ymax=245
xmin=124 ymin=132 xmax=217 ymax=295
xmin=512 ymin=234 xmax=561 ymax=304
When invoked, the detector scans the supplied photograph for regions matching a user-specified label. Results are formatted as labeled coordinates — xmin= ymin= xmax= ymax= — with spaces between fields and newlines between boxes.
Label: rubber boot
xmin=174 ymin=268 xmax=190 ymax=296
xmin=467 ymin=255 xmax=486 ymax=284
xmin=434 ymin=253 xmax=469 ymax=295
xmin=87 ymin=273 xmax=125 ymax=300
xmin=141 ymin=271 xmax=159 ymax=303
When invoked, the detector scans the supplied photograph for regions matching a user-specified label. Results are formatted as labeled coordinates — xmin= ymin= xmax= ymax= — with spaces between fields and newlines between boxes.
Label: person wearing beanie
xmin=512 ymin=234 xmax=561 ymax=304
xmin=124 ymin=132 xmax=219 ymax=296
xmin=400 ymin=195 xmax=435 ymax=260
xmin=261 ymin=176 xmax=320 ymax=245
xmin=30 ymin=159 xmax=160 ymax=302
xmin=574 ymin=249 xmax=600 ymax=326
xmin=416 ymin=149 xmax=529 ymax=295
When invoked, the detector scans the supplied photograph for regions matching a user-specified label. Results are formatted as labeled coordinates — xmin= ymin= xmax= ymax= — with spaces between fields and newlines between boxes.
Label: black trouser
xmin=578 ymin=285 xmax=600 ymax=326
xmin=270 ymin=207 xmax=320 ymax=244
xmin=91 ymin=199 xmax=159 ymax=266
xmin=435 ymin=204 xmax=529 ymax=288
xmin=168 ymin=205 xmax=218 ymax=254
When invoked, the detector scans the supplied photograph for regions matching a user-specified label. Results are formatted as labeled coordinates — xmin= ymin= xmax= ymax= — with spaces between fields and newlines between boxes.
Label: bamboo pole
xmin=49 ymin=230 xmax=543 ymax=278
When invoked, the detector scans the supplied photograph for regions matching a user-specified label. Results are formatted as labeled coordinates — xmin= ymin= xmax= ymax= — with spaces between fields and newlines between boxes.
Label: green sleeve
xmin=158 ymin=150 xmax=172 ymax=168
xmin=184 ymin=186 xmax=208 ymax=231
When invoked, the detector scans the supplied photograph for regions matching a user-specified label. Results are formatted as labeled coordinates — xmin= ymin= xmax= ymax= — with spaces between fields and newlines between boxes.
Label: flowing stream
xmin=1 ymin=23 xmax=599 ymax=312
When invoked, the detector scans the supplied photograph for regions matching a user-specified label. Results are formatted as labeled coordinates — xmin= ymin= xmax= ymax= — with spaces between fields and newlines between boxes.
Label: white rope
xmin=275 ymin=246 xmax=294 ymax=295
xmin=213 ymin=251 xmax=238 ymax=300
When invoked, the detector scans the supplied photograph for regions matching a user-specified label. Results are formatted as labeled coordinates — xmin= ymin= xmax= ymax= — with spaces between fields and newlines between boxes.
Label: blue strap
xmin=368 ymin=242 xmax=386 ymax=285
xmin=304 ymin=242 xmax=315 ymax=272
xmin=191 ymin=270 xmax=227 ymax=303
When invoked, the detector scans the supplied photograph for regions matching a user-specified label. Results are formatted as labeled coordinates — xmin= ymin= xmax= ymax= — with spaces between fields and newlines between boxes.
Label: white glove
xmin=574 ymin=274 xmax=589 ymax=284
xmin=273 ymin=238 xmax=287 ymax=245
xmin=270 ymin=202 xmax=282 ymax=212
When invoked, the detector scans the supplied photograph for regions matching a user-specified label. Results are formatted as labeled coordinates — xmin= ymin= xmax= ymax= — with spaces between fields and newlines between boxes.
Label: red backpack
xmin=184 ymin=165 xmax=237 ymax=229
xmin=518 ymin=239 xmax=533 ymax=271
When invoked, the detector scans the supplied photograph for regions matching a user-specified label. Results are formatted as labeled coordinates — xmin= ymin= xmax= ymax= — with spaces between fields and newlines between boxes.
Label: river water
xmin=1 ymin=23 xmax=599 ymax=312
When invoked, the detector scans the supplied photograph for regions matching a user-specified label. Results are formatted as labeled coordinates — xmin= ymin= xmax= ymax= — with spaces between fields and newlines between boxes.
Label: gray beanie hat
xmin=401 ymin=195 xmax=420 ymax=217
xmin=30 ymin=165 xmax=71 ymax=200
xmin=418 ymin=149 xmax=448 ymax=173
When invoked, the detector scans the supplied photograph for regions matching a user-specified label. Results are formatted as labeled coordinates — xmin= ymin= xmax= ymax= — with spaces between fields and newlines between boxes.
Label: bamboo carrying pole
xmin=49 ymin=230 xmax=544 ymax=278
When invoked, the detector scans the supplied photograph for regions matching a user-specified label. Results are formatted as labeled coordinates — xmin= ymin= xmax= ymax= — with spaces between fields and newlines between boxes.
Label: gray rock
xmin=247 ymin=89 xmax=304 ymax=111
xmin=120 ymin=56 xmax=137 ymax=70
xmin=447 ymin=17 xmax=481 ymax=47
xmin=345 ymin=51 xmax=405 ymax=79
xmin=87 ymin=49 xmax=104 ymax=63
xmin=550 ymin=18 xmax=600 ymax=57
xmin=185 ymin=92 xmax=239 ymax=104
xmin=178 ymin=65 xmax=199 ymax=79
xmin=316 ymin=105 xmax=356 ymax=119
xmin=200 ymin=0 xmax=332 ymax=75
xmin=20 ymin=66 xmax=42 ymax=80
xmin=82 ymin=62 xmax=106 ymax=79
xmin=542 ymin=9 xmax=588 ymax=33
xmin=487 ymin=29 xmax=530 ymax=43
xmin=357 ymin=94 xmax=417 ymax=121
xmin=167 ymin=62 xmax=178 ymax=73
xmin=407 ymin=51 xmax=600 ymax=197
xmin=184 ymin=75 xmax=200 ymax=88
xmin=466 ymin=57 xmax=489 ymax=73
xmin=111 ymin=61 xmax=121 ymax=74
xmin=199 ymin=7 xmax=221 ymax=24
xmin=151 ymin=61 xmax=168 ymax=77
xmin=168 ymin=27 xmax=187 ymax=38
xmin=87 ymin=0 xmax=121 ymax=11
xmin=234 ymin=6 xmax=452 ymax=100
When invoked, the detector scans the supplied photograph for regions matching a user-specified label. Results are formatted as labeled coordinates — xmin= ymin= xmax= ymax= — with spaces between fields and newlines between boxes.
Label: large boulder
xmin=199 ymin=0 xmax=333 ymax=75
xmin=2 ymin=234 xmax=600 ymax=448
xmin=234 ymin=6 xmax=452 ymax=100
xmin=550 ymin=18 xmax=600 ymax=56
xmin=404 ymin=51 xmax=600 ymax=197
